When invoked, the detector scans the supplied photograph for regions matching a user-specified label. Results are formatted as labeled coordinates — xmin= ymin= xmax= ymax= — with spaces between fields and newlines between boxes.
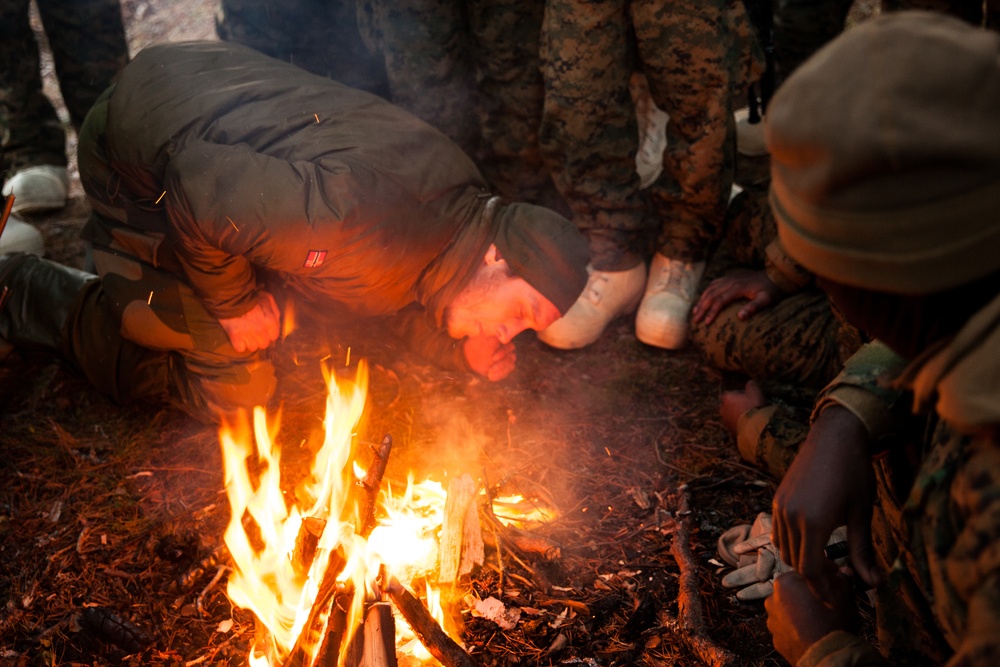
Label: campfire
xmin=218 ymin=360 xmax=553 ymax=667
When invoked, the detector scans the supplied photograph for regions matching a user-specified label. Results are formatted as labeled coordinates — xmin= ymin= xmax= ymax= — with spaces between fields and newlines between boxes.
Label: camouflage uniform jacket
xmin=86 ymin=41 xmax=505 ymax=370
xmin=802 ymin=293 xmax=1000 ymax=666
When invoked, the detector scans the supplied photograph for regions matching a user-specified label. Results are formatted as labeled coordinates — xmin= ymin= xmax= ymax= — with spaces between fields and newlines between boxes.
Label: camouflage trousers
xmin=357 ymin=0 xmax=564 ymax=211
xmin=539 ymin=0 xmax=763 ymax=269
xmin=690 ymin=186 xmax=861 ymax=478
xmin=0 ymin=0 xmax=127 ymax=177
xmin=68 ymin=90 xmax=278 ymax=423
xmin=216 ymin=0 xmax=390 ymax=97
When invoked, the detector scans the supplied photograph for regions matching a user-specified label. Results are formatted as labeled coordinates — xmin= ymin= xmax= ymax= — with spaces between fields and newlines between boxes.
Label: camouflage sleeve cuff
xmin=737 ymin=404 xmax=780 ymax=464
xmin=813 ymin=386 xmax=895 ymax=445
xmin=811 ymin=341 xmax=908 ymax=443
xmin=797 ymin=630 xmax=888 ymax=667
xmin=765 ymin=238 xmax=813 ymax=294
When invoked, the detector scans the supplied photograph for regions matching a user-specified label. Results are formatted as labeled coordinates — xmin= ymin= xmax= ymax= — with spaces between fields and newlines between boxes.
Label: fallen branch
xmin=386 ymin=578 xmax=476 ymax=667
xmin=668 ymin=483 xmax=737 ymax=667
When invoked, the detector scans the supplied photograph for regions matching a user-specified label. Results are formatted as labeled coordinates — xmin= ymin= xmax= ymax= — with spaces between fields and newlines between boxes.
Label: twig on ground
xmin=666 ymin=483 xmax=738 ymax=667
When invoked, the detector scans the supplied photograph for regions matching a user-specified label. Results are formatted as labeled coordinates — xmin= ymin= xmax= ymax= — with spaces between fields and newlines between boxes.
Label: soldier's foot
xmin=2 ymin=165 xmax=69 ymax=214
xmin=0 ymin=214 xmax=44 ymax=255
xmin=720 ymin=380 xmax=768 ymax=438
xmin=735 ymin=107 xmax=769 ymax=158
xmin=538 ymin=263 xmax=647 ymax=350
xmin=635 ymin=254 xmax=705 ymax=349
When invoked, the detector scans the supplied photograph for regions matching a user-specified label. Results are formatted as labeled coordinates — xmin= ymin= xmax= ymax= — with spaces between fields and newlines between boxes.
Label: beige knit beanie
xmin=768 ymin=11 xmax=1000 ymax=294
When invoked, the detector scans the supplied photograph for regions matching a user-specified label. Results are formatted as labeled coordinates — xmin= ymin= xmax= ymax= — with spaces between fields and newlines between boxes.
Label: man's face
xmin=446 ymin=258 xmax=562 ymax=344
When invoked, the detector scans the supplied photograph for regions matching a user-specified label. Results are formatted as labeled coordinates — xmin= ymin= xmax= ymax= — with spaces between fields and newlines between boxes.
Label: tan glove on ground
xmin=717 ymin=512 xmax=847 ymax=601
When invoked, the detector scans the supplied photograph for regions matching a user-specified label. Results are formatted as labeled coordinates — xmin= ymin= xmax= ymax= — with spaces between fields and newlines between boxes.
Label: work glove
xmin=717 ymin=512 xmax=846 ymax=601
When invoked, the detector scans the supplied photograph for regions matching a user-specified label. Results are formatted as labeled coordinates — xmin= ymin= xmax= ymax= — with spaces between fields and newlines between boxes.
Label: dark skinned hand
xmin=463 ymin=334 xmax=517 ymax=381
xmin=691 ymin=269 xmax=783 ymax=326
xmin=766 ymin=570 xmax=859 ymax=665
xmin=771 ymin=406 xmax=884 ymax=596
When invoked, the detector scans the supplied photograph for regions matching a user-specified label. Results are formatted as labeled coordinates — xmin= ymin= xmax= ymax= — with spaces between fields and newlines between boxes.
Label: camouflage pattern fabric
xmin=539 ymin=0 xmax=763 ymax=270
xmin=815 ymin=393 xmax=998 ymax=664
xmin=466 ymin=0 xmax=566 ymax=211
xmin=734 ymin=402 xmax=811 ymax=479
xmin=355 ymin=0 xmax=566 ymax=210
xmin=690 ymin=186 xmax=858 ymax=391
xmin=356 ymin=0 xmax=482 ymax=159
xmin=0 ymin=0 xmax=127 ymax=177
xmin=689 ymin=185 xmax=863 ymax=476
xmin=216 ymin=0 xmax=390 ymax=97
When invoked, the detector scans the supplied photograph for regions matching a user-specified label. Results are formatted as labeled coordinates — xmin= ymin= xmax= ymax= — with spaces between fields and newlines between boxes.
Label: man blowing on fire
xmin=755 ymin=12 xmax=1000 ymax=666
xmin=0 ymin=40 xmax=589 ymax=422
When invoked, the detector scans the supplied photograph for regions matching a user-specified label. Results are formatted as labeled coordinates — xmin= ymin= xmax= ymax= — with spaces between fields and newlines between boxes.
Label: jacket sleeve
xmin=390 ymin=305 xmax=470 ymax=373
xmin=161 ymin=140 xmax=356 ymax=320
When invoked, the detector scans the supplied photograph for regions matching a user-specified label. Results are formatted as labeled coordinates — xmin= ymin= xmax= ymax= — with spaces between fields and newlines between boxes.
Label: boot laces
xmin=652 ymin=261 xmax=695 ymax=300
xmin=584 ymin=271 xmax=610 ymax=304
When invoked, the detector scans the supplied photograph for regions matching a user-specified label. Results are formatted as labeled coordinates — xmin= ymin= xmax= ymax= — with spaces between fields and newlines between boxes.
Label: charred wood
xmin=79 ymin=606 xmax=153 ymax=654
xmin=357 ymin=435 xmax=392 ymax=538
xmin=386 ymin=577 xmax=477 ymax=667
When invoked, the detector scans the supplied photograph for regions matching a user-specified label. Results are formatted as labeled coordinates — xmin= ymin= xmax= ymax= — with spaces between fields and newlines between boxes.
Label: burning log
xmin=492 ymin=522 xmax=561 ymax=561
xmin=438 ymin=474 xmax=483 ymax=585
xmin=341 ymin=601 xmax=397 ymax=667
xmin=170 ymin=544 xmax=229 ymax=593
xmin=357 ymin=436 xmax=393 ymax=538
xmin=386 ymin=578 xmax=476 ymax=667
xmin=283 ymin=548 xmax=348 ymax=667
xmin=667 ymin=484 xmax=737 ymax=667
xmin=286 ymin=434 xmax=394 ymax=666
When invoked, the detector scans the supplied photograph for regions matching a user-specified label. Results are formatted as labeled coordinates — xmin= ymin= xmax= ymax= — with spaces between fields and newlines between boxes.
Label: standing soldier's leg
xmin=216 ymin=0 xmax=390 ymax=96
xmin=632 ymin=0 xmax=760 ymax=349
xmin=35 ymin=0 xmax=128 ymax=132
xmin=0 ymin=0 xmax=66 ymax=192
xmin=466 ymin=0 xmax=563 ymax=210
xmin=535 ymin=0 xmax=651 ymax=350
xmin=356 ymin=0 xmax=481 ymax=158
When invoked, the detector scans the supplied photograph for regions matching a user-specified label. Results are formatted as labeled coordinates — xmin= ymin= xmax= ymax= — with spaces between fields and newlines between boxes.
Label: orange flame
xmin=221 ymin=361 xmax=459 ymax=666
xmin=221 ymin=361 xmax=368 ymax=665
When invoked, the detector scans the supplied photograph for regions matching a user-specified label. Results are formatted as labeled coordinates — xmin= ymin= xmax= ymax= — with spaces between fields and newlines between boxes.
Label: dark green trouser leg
xmin=0 ymin=253 xmax=169 ymax=406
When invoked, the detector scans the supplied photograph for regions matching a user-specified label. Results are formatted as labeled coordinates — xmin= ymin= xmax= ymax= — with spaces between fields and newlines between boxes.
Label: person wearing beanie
xmin=755 ymin=12 xmax=1000 ymax=666
xmin=0 ymin=41 xmax=589 ymax=423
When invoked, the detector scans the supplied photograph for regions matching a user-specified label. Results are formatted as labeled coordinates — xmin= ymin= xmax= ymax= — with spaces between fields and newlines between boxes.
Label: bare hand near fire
xmin=771 ymin=406 xmax=883 ymax=596
xmin=219 ymin=291 xmax=281 ymax=353
xmin=766 ymin=570 xmax=858 ymax=665
xmin=464 ymin=334 xmax=516 ymax=381
xmin=692 ymin=269 xmax=782 ymax=326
